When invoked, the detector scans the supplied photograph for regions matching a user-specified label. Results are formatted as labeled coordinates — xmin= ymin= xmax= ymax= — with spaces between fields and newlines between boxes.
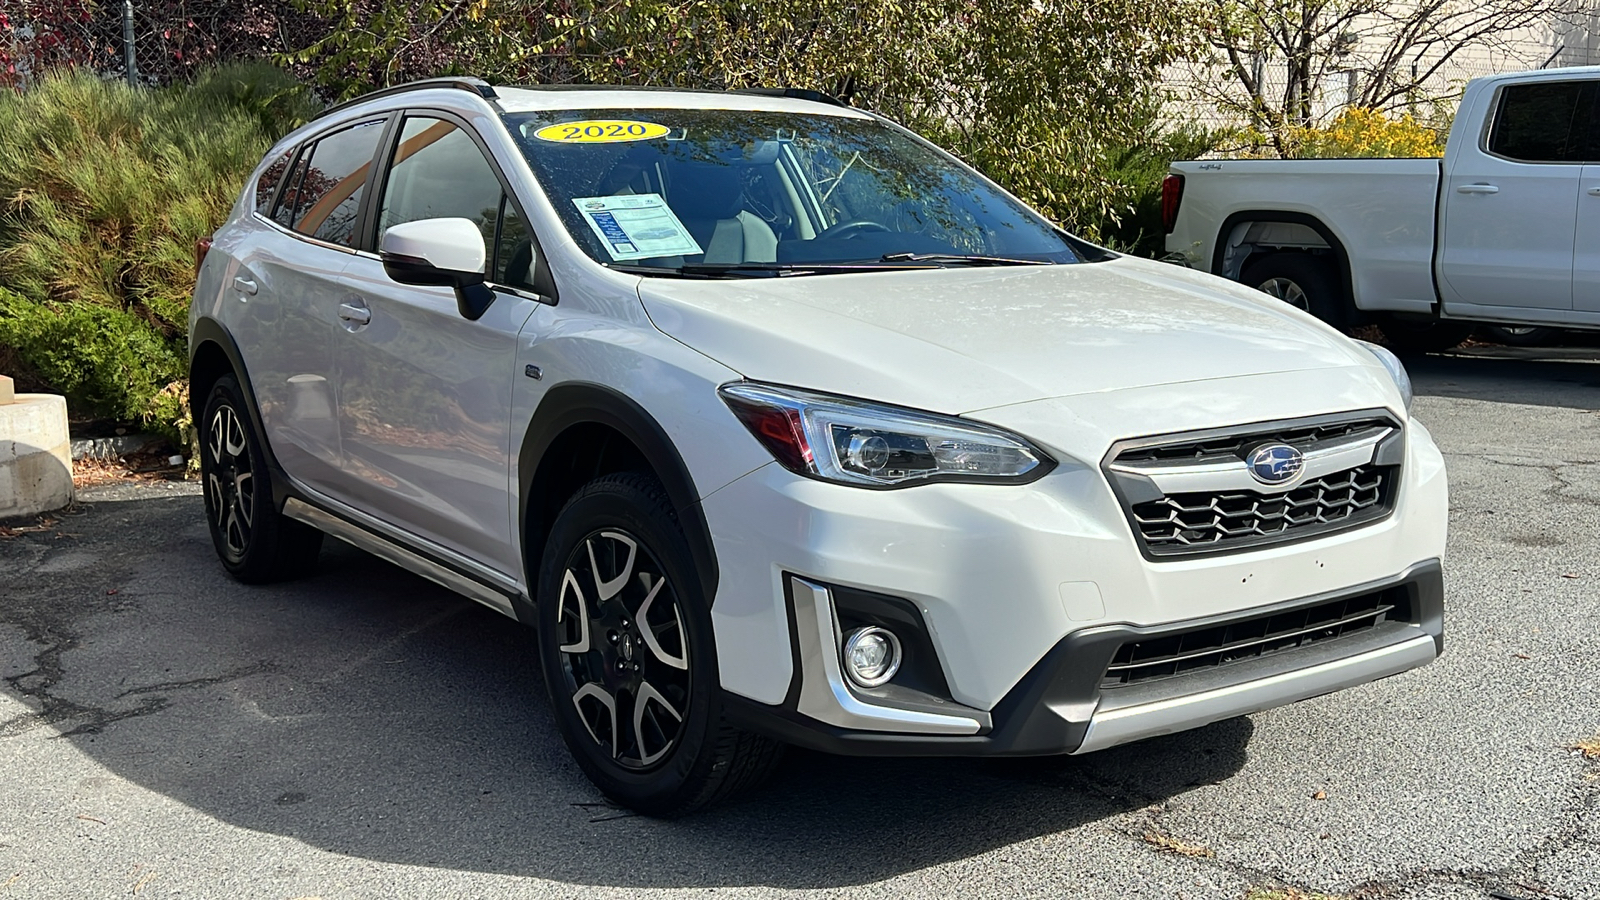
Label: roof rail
xmin=318 ymin=77 xmax=499 ymax=120
xmin=731 ymin=87 xmax=849 ymax=108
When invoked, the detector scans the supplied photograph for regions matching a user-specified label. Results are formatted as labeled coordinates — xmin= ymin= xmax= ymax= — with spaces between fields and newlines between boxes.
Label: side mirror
xmin=380 ymin=218 xmax=495 ymax=321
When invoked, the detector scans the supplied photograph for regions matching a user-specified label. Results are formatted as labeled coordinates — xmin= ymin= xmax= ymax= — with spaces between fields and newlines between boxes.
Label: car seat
xmin=667 ymin=163 xmax=778 ymax=264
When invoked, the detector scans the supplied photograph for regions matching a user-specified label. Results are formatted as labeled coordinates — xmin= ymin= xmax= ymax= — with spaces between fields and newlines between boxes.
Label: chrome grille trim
xmin=1108 ymin=425 xmax=1391 ymax=495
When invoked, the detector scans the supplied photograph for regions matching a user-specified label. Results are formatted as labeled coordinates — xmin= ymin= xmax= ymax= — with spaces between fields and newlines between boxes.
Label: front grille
xmin=1105 ymin=413 xmax=1401 ymax=559
xmin=1132 ymin=464 xmax=1392 ymax=551
xmin=1101 ymin=586 xmax=1412 ymax=688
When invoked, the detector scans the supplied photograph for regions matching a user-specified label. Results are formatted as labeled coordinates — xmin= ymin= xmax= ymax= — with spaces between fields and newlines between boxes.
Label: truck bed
xmin=1167 ymin=158 xmax=1443 ymax=313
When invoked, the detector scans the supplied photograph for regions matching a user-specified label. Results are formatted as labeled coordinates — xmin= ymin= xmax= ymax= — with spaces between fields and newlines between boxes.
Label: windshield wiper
xmin=606 ymin=261 xmax=933 ymax=279
xmin=878 ymin=252 xmax=1053 ymax=266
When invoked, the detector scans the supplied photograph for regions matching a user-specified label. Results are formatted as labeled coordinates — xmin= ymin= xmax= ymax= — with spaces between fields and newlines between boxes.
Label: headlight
xmin=1355 ymin=340 xmax=1414 ymax=412
xmin=718 ymin=382 xmax=1054 ymax=488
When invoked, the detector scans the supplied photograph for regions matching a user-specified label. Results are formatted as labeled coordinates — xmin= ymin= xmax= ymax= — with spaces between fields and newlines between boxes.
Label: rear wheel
xmin=1240 ymin=252 xmax=1342 ymax=324
xmin=537 ymin=472 xmax=781 ymax=816
xmin=200 ymin=375 xmax=323 ymax=583
xmin=1375 ymin=314 xmax=1473 ymax=354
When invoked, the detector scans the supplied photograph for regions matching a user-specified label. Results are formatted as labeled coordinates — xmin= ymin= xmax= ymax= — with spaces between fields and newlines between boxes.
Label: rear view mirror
xmin=380 ymin=218 xmax=495 ymax=321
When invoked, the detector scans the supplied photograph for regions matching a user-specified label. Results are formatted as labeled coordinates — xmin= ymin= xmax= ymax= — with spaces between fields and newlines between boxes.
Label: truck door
xmin=1438 ymin=80 xmax=1593 ymax=314
xmin=1571 ymin=91 xmax=1600 ymax=313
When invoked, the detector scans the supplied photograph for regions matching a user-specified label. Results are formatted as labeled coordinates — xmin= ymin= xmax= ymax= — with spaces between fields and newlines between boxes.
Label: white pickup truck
xmin=1165 ymin=66 xmax=1600 ymax=350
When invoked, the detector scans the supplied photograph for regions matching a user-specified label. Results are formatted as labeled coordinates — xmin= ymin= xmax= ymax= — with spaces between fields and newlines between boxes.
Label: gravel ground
xmin=1 ymin=345 xmax=1597 ymax=900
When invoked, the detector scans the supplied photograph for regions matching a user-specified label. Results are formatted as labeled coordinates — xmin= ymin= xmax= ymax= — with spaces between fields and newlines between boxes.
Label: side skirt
xmin=282 ymin=497 xmax=522 ymax=619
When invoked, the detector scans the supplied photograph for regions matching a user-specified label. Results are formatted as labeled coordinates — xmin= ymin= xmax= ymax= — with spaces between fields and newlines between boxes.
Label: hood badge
xmin=1246 ymin=443 xmax=1305 ymax=485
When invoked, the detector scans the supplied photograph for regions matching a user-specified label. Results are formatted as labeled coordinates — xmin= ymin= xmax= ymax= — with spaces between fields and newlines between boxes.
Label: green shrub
xmin=0 ymin=63 xmax=319 ymax=439
xmin=0 ymin=286 xmax=186 ymax=421
xmin=1093 ymin=101 xmax=1229 ymax=257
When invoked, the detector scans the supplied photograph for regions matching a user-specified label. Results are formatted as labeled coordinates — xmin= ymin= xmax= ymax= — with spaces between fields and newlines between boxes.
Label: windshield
xmin=504 ymin=108 xmax=1085 ymax=275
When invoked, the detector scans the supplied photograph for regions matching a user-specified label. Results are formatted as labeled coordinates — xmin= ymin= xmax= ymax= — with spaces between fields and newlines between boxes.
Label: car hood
xmin=638 ymin=255 xmax=1380 ymax=415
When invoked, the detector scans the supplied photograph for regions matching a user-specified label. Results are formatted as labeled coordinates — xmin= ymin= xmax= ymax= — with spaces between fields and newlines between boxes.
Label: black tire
xmin=1240 ymin=252 xmax=1343 ymax=325
xmin=199 ymin=375 xmax=323 ymax=583
xmin=537 ymin=472 xmax=782 ymax=817
xmin=1479 ymin=325 xmax=1559 ymax=347
xmin=1375 ymin=314 xmax=1474 ymax=354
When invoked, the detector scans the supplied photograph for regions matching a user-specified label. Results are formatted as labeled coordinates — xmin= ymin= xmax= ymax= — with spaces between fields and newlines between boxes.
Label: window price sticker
xmin=572 ymin=193 xmax=703 ymax=261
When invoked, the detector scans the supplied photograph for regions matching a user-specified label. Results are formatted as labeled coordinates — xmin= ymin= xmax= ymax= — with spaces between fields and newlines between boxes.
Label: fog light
xmin=842 ymin=626 xmax=902 ymax=688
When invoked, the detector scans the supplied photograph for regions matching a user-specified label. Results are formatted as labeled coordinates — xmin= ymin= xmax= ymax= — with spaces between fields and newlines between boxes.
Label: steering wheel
xmin=816 ymin=219 xmax=891 ymax=240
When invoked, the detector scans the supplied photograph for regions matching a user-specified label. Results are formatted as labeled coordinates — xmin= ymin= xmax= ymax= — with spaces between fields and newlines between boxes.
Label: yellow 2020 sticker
xmin=533 ymin=120 xmax=670 ymax=143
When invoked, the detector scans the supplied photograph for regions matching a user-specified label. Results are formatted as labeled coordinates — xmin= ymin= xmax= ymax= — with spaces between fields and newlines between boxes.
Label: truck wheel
xmin=1479 ymin=325 xmax=1559 ymax=347
xmin=1376 ymin=314 xmax=1473 ymax=354
xmin=536 ymin=472 xmax=783 ymax=817
xmin=1240 ymin=253 xmax=1342 ymax=325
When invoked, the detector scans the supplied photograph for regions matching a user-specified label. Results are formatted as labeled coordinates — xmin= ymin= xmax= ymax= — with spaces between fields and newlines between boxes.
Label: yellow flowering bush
xmin=1292 ymin=108 xmax=1446 ymax=159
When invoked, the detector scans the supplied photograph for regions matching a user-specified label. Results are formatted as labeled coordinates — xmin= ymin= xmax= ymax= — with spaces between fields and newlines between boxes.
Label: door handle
xmin=338 ymin=301 xmax=371 ymax=326
xmin=1456 ymin=183 xmax=1500 ymax=194
xmin=233 ymin=276 xmax=258 ymax=295
xmin=1587 ymin=187 xmax=1600 ymax=196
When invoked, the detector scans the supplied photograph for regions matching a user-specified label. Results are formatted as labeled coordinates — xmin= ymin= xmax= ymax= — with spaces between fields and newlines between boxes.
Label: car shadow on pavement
xmin=1406 ymin=345 xmax=1600 ymax=409
xmin=0 ymin=493 xmax=1252 ymax=889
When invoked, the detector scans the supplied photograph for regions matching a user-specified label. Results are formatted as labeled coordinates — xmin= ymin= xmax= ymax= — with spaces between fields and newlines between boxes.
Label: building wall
xmin=1167 ymin=3 xmax=1600 ymax=129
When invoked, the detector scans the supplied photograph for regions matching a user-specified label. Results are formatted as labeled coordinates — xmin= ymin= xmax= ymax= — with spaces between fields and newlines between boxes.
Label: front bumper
xmin=725 ymin=559 xmax=1443 ymax=756
xmin=703 ymin=393 xmax=1447 ymax=755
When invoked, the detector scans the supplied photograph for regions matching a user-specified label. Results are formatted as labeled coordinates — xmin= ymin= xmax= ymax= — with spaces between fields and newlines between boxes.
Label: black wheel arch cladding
xmin=517 ymin=382 xmax=720 ymax=618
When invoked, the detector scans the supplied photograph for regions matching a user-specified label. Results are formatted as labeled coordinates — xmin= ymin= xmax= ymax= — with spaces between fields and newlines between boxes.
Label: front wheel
xmin=536 ymin=472 xmax=781 ymax=816
xmin=1375 ymin=314 xmax=1474 ymax=354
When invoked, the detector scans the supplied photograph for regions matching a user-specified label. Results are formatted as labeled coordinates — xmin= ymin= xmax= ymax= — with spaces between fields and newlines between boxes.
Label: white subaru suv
xmin=191 ymin=78 xmax=1447 ymax=815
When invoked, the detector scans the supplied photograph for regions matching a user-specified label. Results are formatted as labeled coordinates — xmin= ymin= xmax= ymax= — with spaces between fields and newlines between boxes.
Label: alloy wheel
xmin=556 ymin=529 xmax=691 ymax=770
xmin=1257 ymin=277 xmax=1309 ymax=311
xmin=206 ymin=405 xmax=255 ymax=560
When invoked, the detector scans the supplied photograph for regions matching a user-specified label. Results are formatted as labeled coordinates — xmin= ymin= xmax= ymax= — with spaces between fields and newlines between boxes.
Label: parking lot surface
xmin=2 ymin=346 xmax=1598 ymax=900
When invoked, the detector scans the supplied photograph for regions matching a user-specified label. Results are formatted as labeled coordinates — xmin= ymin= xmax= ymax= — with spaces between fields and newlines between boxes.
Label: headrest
xmin=668 ymin=163 xmax=743 ymax=220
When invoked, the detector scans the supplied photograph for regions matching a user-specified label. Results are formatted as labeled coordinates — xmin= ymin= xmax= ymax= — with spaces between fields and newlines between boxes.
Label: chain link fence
xmin=1 ymin=0 xmax=324 ymax=89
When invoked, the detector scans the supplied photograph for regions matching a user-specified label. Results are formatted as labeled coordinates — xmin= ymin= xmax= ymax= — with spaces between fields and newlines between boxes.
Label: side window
xmin=1489 ymin=81 xmax=1596 ymax=163
xmin=271 ymin=150 xmax=308 ymax=229
xmin=283 ymin=118 xmax=386 ymax=247
xmin=379 ymin=116 xmax=526 ymax=274
xmin=255 ymin=150 xmax=292 ymax=217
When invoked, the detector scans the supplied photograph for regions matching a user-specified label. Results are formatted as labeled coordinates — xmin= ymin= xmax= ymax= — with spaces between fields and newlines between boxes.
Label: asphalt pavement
xmin=2 ymin=345 xmax=1598 ymax=899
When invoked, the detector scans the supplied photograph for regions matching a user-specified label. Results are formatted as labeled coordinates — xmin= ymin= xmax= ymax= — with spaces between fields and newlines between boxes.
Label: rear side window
xmin=254 ymin=151 xmax=292 ymax=217
xmin=271 ymin=151 xmax=307 ymax=228
xmin=1488 ymin=81 xmax=1597 ymax=163
xmin=278 ymin=118 xmax=386 ymax=246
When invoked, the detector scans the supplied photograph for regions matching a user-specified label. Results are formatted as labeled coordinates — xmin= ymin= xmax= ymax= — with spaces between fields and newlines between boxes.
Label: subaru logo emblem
xmin=1246 ymin=443 xmax=1304 ymax=485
